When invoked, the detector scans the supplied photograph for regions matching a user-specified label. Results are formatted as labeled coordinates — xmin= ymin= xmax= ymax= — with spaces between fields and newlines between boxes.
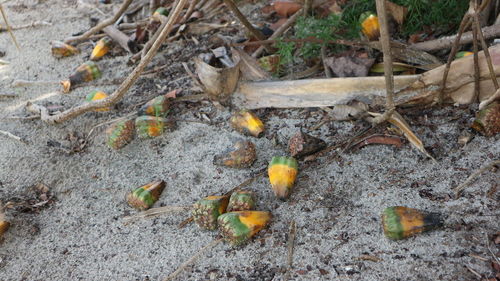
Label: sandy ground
xmin=0 ymin=1 xmax=499 ymax=280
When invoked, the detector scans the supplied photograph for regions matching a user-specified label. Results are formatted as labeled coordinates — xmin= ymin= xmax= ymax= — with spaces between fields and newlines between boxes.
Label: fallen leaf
xmin=270 ymin=18 xmax=288 ymax=31
xmin=274 ymin=1 xmax=302 ymax=18
xmin=330 ymin=100 xmax=369 ymax=120
xmin=352 ymin=134 xmax=403 ymax=150
xmin=232 ymin=48 xmax=272 ymax=81
xmin=370 ymin=62 xmax=416 ymax=73
xmin=385 ymin=0 xmax=408 ymax=25
xmin=165 ymin=89 xmax=178 ymax=99
xmin=324 ymin=56 xmax=375 ymax=77
xmin=357 ymin=254 xmax=382 ymax=262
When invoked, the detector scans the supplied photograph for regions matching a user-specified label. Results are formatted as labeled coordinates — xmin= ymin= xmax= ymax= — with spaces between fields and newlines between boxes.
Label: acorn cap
xmin=192 ymin=195 xmax=230 ymax=230
xmin=135 ymin=116 xmax=168 ymax=138
xmin=288 ymin=131 xmax=326 ymax=159
xmin=217 ymin=211 xmax=271 ymax=246
xmin=359 ymin=12 xmax=380 ymax=41
xmin=126 ymin=180 xmax=166 ymax=210
xmin=213 ymin=140 xmax=256 ymax=168
xmin=471 ymin=101 xmax=500 ymax=137
xmin=268 ymin=156 xmax=298 ymax=200
xmin=138 ymin=94 xmax=172 ymax=117
xmin=106 ymin=118 xmax=136 ymax=150
xmin=86 ymin=90 xmax=110 ymax=112
xmin=227 ymin=190 xmax=256 ymax=212
xmin=382 ymin=206 xmax=443 ymax=240
xmin=230 ymin=110 xmax=265 ymax=138
xmin=51 ymin=41 xmax=79 ymax=58
xmin=90 ymin=37 xmax=112 ymax=61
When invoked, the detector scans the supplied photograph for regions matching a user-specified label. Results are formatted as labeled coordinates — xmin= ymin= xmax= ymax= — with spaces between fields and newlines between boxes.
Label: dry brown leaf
xmin=325 ymin=56 xmax=375 ymax=77
xmin=330 ymin=100 xmax=369 ymax=120
xmin=385 ymin=0 xmax=408 ymax=25
xmin=194 ymin=56 xmax=241 ymax=105
xmin=369 ymin=111 xmax=435 ymax=160
xmin=231 ymin=48 xmax=272 ymax=81
xmin=274 ymin=1 xmax=302 ymax=18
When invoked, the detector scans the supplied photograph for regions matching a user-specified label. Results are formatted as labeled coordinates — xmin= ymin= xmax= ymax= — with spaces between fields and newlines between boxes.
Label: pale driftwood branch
xmin=0 ymin=129 xmax=26 ymax=144
xmin=162 ymin=238 xmax=223 ymax=281
xmin=233 ymin=75 xmax=420 ymax=109
xmin=28 ymin=0 xmax=189 ymax=124
xmin=454 ymin=160 xmax=500 ymax=197
xmin=411 ymin=24 xmax=500 ymax=52
xmin=64 ymin=0 xmax=133 ymax=44
xmin=103 ymin=25 xmax=132 ymax=53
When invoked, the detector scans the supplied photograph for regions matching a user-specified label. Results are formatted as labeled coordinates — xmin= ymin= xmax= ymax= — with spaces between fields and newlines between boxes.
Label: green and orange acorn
xmin=288 ymin=131 xmax=326 ymax=159
xmin=230 ymin=109 xmax=265 ymax=138
xmin=90 ymin=37 xmax=112 ymax=61
xmin=213 ymin=140 xmax=256 ymax=168
xmin=106 ymin=118 xmax=135 ymax=150
xmin=381 ymin=206 xmax=443 ymax=240
xmin=138 ymin=94 xmax=172 ymax=118
xmin=227 ymin=190 xmax=256 ymax=212
xmin=268 ymin=156 xmax=298 ymax=200
xmin=126 ymin=180 xmax=166 ymax=210
xmin=51 ymin=41 xmax=79 ymax=58
xmin=86 ymin=90 xmax=111 ymax=112
xmin=471 ymin=101 xmax=500 ymax=137
xmin=153 ymin=7 xmax=169 ymax=19
xmin=217 ymin=211 xmax=271 ymax=246
xmin=192 ymin=195 xmax=229 ymax=230
xmin=135 ymin=116 xmax=168 ymax=138
xmin=61 ymin=61 xmax=101 ymax=93
xmin=455 ymin=51 xmax=473 ymax=59
xmin=360 ymin=12 xmax=380 ymax=41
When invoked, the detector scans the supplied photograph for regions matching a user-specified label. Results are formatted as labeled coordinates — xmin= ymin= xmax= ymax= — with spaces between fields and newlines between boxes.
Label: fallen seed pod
xmin=455 ymin=51 xmax=473 ymax=58
xmin=471 ymin=101 xmax=500 ymax=136
xmin=153 ymin=7 xmax=169 ymax=18
xmin=360 ymin=12 xmax=380 ymax=41
xmin=127 ymin=180 xmax=166 ymax=210
xmin=268 ymin=156 xmax=298 ymax=200
xmin=85 ymin=90 xmax=111 ymax=112
xmin=51 ymin=41 xmax=79 ymax=58
xmin=0 ymin=220 xmax=9 ymax=239
xmin=192 ymin=195 xmax=229 ymax=230
xmin=288 ymin=131 xmax=326 ymax=159
xmin=217 ymin=211 xmax=271 ymax=246
xmin=135 ymin=116 xmax=168 ymax=138
xmin=230 ymin=110 xmax=265 ymax=138
xmin=227 ymin=190 xmax=256 ymax=212
xmin=381 ymin=206 xmax=443 ymax=240
xmin=106 ymin=118 xmax=135 ymax=150
xmin=61 ymin=61 xmax=101 ymax=93
xmin=138 ymin=94 xmax=172 ymax=117
xmin=213 ymin=140 xmax=256 ymax=168
xmin=90 ymin=37 xmax=112 ymax=61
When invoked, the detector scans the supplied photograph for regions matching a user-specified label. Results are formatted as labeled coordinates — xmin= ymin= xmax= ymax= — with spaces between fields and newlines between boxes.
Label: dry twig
xmin=0 ymin=129 xmax=26 ymax=144
xmin=28 ymin=0 xmax=189 ymax=124
xmin=283 ymin=220 xmax=297 ymax=281
xmin=454 ymin=160 xmax=500 ymax=197
xmin=64 ymin=0 xmax=133 ymax=44
xmin=0 ymin=4 xmax=20 ymax=50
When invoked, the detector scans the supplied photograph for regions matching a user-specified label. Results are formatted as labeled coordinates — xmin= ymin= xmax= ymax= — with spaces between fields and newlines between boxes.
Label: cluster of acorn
xmin=125 ymin=180 xmax=270 ymax=246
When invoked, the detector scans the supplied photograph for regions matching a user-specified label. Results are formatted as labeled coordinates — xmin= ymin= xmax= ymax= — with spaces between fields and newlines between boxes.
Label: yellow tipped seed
xmin=217 ymin=211 xmax=271 ymax=246
xmin=85 ymin=90 xmax=111 ymax=112
xmin=90 ymin=37 xmax=112 ymax=61
xmin=230 ymin=109 xmax=265 ymax=138
xmin=268 ymin=156 xmax=298 ymax=200
xmin=360 ymin=12 xmax=380 ymax=41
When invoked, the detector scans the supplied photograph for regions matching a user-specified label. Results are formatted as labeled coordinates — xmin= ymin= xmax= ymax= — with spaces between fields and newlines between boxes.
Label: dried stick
xmin=0 ymin=20 xmax=51 ymax=32
xmin=64 ymin=0 xmax=133 ymax=44
xmin=123 ymin=206 xmax=191 ymax=222
xmin=372 ymin=0 xmax=395 ymax=125
xmin=321 ymin=45 xmax=332 ymax=78
xmin=283 ymin=220 xmax=297 ymax=281
xmin=162 ymin=238 xmax=223 ymax=281
xmin=473 ymin=11 xmax=499 ymax=90
xmin=252 ymin=8 xmax=303 ymax=58
xmin=454 ymin=160 xmax=500 ymax=197
xmin=435 ymin=14 xmax=471 ymax=104
xmin=472 ymin=8 xmax=480 ymax=103
xmin=103 ymin=25 xmax=132 ymax=53
xmin=0 ymin=129 xmax=26 ymax=144
xmin=181 ymin=0 xmax=199 ymax=23
xmin=0 ymin=4 xmax=20 ymax=50
xmin=222 ymin=0 xmax=265 ymax=41
xmin=28 ymin=0 xmax=189 ymax=124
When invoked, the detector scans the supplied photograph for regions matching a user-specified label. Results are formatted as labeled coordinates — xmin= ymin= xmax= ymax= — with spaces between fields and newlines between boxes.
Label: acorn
xmin=381 ymin=206 xmax=443 ymax=240
xmin=138 ymin=94 xmax=172 ymax=118
xmin=127 ymin=180 xmax=166 ymax=210
xmin=360 ymin=12 xmax=380 ymax=41
xmin=0 ymin=220 xmax=9 ymax=239
xmin=227 ymin=190 xmax=256 ymax=212
xmin=61 ymin=61 xmax=101 ymax=93
xmin=135 ymin=116 xmax=168 ymax=138
xmin=51 ymin=41 xmax=79 ymax=58
xmin=85 ymin=90 xmax=111 ymax=112
xmin=268 ymin=156 xmax=298 ymax=200
xmin=471 ymin=101 xmax=500 ymax=137
xmin=217 ymin=211 xmax=271 ymax=246
xmin=192 ymin=195 xmax=230 ymax=230
xmin=288 ymin=131 xmax=326 ymax=159
xmin=230 ymin=109 xmax=265 ymax=138
xmin=106 ymin=118 xmax=135 ymax=150
xmin=455 ymin=51 xmax=473 ymax=59
xmin=90 ymin=37 xmax=112 ymax=61
xmin=153 ymin=7 xmax=169 ymax=18
xmin=213 ymin=140 xmax=256 ymax=168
